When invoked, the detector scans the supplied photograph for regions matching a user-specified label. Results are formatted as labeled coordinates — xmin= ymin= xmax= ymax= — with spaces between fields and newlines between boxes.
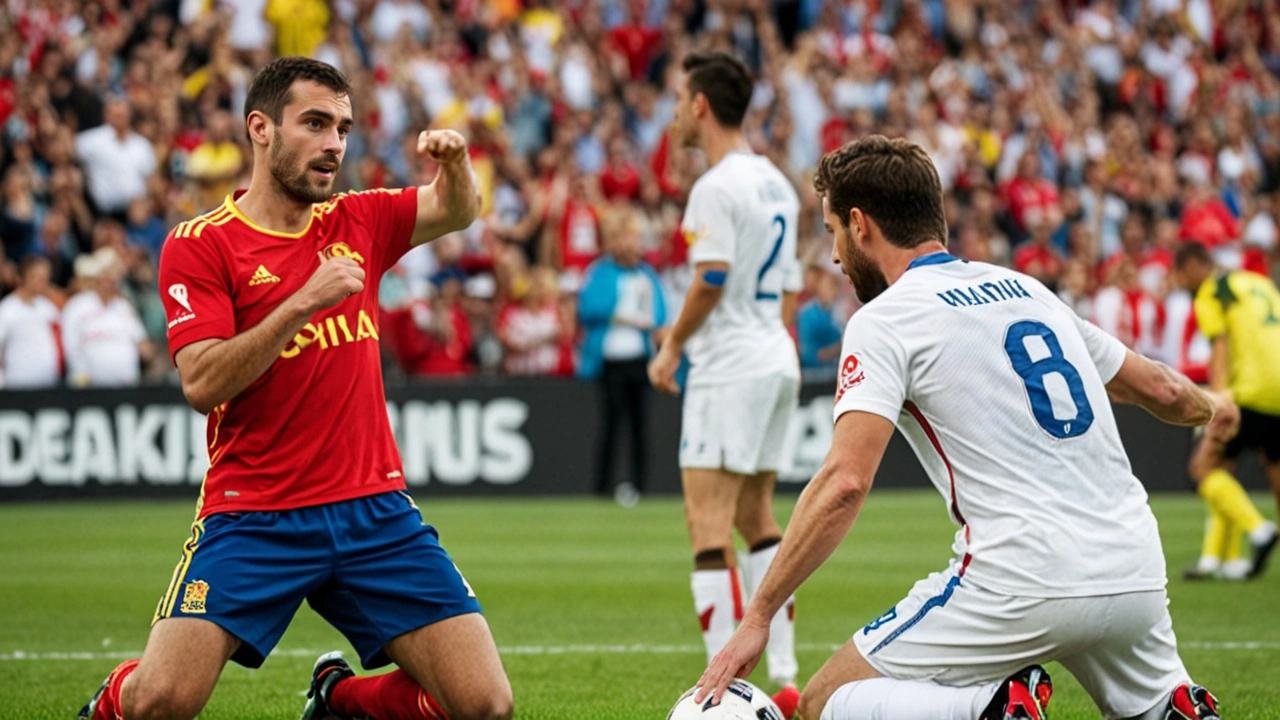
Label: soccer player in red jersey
xmin=79 ymin=57 xmax=512 ymax=720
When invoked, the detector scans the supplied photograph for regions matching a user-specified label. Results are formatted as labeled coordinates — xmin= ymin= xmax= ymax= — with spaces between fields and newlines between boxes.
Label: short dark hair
xmin=813 ymin=135 xmax=948 ymax=249
xmin=1174 ymin=241 xmax=1214 ymax=270
xmin=682 ymin=50 xmax=753 ymax=128
xmin=244 ymin=57 xmax=352 ymax=127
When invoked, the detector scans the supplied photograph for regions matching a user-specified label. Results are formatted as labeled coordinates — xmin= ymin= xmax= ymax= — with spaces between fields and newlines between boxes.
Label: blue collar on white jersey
xmin=906 ymin=251 xmax=961 ymax=271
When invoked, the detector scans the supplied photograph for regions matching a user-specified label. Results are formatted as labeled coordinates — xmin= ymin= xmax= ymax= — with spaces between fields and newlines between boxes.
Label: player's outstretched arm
xmin=175 ymin=257 xmax=365 ymax=414
xmin=694 ymin=411 xmax=894 ymax=705
xmin=1105 ymin=350 xmax=1235 ymax=436
xmin=647 ymin=262 xmax=727 ymax=393
xmin=411 ymin=129 xmax=482 ymax=247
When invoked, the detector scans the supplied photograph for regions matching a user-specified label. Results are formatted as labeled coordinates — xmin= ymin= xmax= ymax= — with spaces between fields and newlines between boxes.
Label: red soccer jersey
xmin=158 ymin=188 xmax=418 ymax=518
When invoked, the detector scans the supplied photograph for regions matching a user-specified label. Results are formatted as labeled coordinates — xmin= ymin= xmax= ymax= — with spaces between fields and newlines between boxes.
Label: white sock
xmin=749 ymin=542 xmax=798 ymax=686
xmin=692 ymin=569 xmax=737 ymax=664
xmin=820 ymin=678 xmax=1002 ymax=720
xmin=1249 ymin=520 xmax=1276 ymax=546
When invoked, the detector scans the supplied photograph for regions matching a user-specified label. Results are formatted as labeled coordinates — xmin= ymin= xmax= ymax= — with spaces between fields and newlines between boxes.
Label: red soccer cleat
xmin=1165 ymin=683 xmax=1221 ymax=719
xmin=980 ymin=665 xmax=1052 ymax=720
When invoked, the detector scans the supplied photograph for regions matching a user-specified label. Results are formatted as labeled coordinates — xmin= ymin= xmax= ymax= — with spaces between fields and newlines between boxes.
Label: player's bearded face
xmin=825 ymin=198 xmax=889 ymax=303
xmin=842 ymin=228 xmax=889 ymax=303
xmin=269 ymin=129 xmax=339 ymax=204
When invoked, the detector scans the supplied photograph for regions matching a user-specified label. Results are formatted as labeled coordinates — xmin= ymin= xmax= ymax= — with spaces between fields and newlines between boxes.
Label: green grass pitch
xmin=1 ymin=490 xmax=1277 ymax=719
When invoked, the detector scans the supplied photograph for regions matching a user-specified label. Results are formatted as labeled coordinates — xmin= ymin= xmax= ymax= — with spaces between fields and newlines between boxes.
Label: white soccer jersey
xmin=0 ymin=293 xmax=61 ymax=389
xmin=682 ymin=151 xmax=801 ymax=386
xmin=833 ymin=253 xmax=1166 ymax=598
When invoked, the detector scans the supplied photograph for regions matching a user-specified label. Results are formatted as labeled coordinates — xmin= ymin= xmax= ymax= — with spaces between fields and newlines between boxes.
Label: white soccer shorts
xmin=854 ymin=569 xmax=1190 ymax=719
xmin=679 ymin=373 xmax=799 ymax=476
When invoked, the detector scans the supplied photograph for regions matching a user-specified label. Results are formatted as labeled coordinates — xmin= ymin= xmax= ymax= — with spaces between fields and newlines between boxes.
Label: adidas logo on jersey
xmin=249 ymin=265 xmax=280 ymax=286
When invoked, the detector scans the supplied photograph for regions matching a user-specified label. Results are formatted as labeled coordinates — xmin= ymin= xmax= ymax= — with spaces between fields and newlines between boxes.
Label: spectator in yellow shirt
xmin=185 ymin=111 xmax=245 ymax=212
xmin=265 ymin=0 xmax=330 ymax=58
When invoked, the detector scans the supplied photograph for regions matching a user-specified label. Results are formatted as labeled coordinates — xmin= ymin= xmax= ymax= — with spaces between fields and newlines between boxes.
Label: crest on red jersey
xmin=322 ymin=242 xmax=365 ymax=265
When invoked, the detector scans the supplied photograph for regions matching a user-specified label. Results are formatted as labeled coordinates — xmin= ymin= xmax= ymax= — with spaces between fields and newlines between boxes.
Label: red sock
xmin=330 ymin=669 xmax=450 ymax=720
xmin=92 ymin=659 xmax=139 ymax=720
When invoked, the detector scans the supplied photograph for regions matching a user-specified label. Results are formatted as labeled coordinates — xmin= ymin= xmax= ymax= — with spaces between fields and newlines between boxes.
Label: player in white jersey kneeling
xmin=647 ymin=50 xmax=802 ymax=701
xmin=693 ymin=136 xmax=1231 ymax=720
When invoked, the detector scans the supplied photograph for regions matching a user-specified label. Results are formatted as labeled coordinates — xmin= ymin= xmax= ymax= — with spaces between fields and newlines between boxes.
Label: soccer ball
xmin=667 ymin=679 xmax=785 ymax=720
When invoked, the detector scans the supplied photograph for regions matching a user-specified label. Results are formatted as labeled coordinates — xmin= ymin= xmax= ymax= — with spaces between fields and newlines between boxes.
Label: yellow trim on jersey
xmin=154 ymin=518 xmax=206 ymax=623
xmin=190 ymin=208 xmax=235 ymax=238
xmin=223 ymin=194 xmax=317 ymax=238
xmin=313 ymin=187 xmax=403 ymax=218
xmin=173 ymin=205 xmax=235 ymax=240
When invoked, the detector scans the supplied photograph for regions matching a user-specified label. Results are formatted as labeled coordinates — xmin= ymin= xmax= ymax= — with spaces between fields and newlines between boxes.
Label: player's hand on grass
xmin=418 ymin=129 xmax=468 ymax=164
xmin=1207 ymin=390 xmax=1240 ymax=443
xmin=648 ymin=342 xmax=682 ymax=394
xmin=299 ymin=255 xmax=365 ymax=312
xmin=692 ymin=615 xmax=769 ymax=706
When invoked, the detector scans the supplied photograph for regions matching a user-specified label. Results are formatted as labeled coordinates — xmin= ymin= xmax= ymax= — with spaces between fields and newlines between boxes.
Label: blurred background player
xmin=1173 ymin=242 xmax=1280 ymax=581
xmin=698 ymin=136 xmax=1231 ymax=720
xmin=647 ymin=50 xmax=802 ymax=699
xmin=79 ymin=58 xmax=512 ymax=720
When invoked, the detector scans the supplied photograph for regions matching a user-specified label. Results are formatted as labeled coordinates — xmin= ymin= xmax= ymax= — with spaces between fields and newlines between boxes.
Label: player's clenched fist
xmin=299 ymin=256 xmax=365 ymax=311
xmin=418 ymin=129 xmax=468 ymax=164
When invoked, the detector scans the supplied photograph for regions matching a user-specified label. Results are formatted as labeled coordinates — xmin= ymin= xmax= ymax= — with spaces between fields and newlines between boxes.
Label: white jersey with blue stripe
xmin=832 ymin=252 xmax=1166 ymax=597
xmin=681 ymin=151 xmax=801 ymax=386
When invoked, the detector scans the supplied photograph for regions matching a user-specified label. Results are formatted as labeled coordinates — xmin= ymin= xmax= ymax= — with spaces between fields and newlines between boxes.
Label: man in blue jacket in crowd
xmin=797 ymin=265 xmax=845 ymax=372
xmin=578 ymin=209 xmax=668 ymax=506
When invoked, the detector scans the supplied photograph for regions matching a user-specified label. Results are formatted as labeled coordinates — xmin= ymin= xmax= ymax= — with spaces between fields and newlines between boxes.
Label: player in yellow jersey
xmin=1174 ymin=242 xmax=1280 ymax=580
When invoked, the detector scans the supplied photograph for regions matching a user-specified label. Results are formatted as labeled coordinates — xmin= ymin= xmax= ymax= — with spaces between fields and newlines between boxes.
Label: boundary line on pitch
xmin=1 ymin=641 xmax=1276 ymax=662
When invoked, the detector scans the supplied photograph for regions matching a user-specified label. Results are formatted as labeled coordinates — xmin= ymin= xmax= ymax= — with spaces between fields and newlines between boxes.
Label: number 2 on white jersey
xmin=755 ymin=214 xmax=786 ymax=300
xmin=1003 ymin=320 xmax=1094 ymax=439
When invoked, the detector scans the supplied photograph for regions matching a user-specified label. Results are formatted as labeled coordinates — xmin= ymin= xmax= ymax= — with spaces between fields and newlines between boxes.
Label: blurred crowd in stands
xmin=1 ymin=0 xmax=1279 ymax=389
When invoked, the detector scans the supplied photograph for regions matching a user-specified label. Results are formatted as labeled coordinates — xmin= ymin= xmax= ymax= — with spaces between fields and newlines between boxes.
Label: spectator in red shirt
xmin=498 ymin=266 xmax=565 ymax=376
xmin=550 ymin=174 xmax=602 ymax=281
xmin=608 ymin=1 xmax=661 ymax=81
xmin=1179 ymin=180 xmax=1240 ymax=251
xmin=414 ymin=269 xmax=474 ymax=376
xmin=1002 ymin=151 xmax=1063 ymax=237
xmin=1014 ymin=221 xmax=1067 ymax=290
xmin=600 ymin=137 xmax=642 ymax=202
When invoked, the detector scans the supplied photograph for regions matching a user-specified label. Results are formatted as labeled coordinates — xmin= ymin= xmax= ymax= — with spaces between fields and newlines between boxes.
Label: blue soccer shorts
xmin=153 ymin=491 xmax=482 ymax=669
